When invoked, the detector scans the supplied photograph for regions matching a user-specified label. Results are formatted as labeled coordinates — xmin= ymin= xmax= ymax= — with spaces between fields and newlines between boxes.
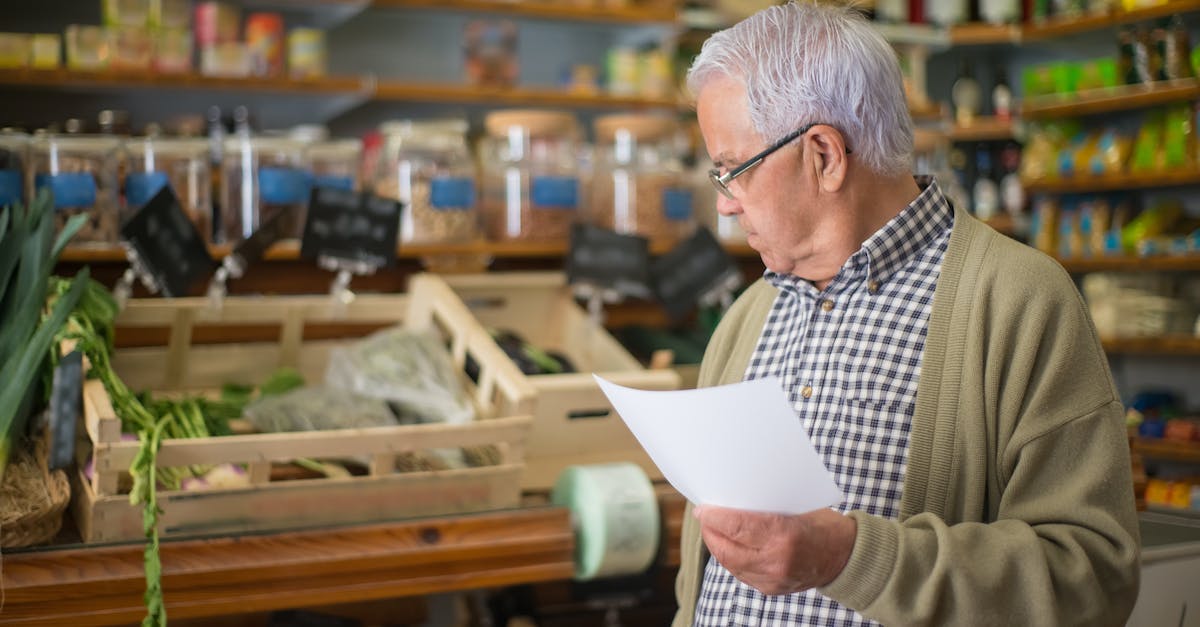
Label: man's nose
xmin=716 ymin=193 xmax=742 ymax=217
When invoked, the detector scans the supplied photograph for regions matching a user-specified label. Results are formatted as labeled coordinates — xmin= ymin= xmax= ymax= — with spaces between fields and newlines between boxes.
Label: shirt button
xmin=820 ymin=299 xmax=834 ymax=312
xmin=801 ymin=386 xmax=813 ymax=399
xmin=868 ymin=280 xmax=880 ymax=293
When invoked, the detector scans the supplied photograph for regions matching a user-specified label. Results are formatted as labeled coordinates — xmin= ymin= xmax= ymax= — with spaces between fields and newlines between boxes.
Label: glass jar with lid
xmin=375 ymin=119 xmax=478 ymax=245
xmin=0 ymin=129 xmax=29 ymax=210
xmin=125 ymin=136 xmax=212 ymax=241
xmin=591 ymin=114 xmax=696 ymax=245
xmin=308 ymin=138 xmax=362 ymax=193
xmin=31 ymin=133 xmax=124 ymax=246
xmin=220 ymin=136 xmax=310 ymax=243
xmin=480 ymin=110 xmax=582 ymax=242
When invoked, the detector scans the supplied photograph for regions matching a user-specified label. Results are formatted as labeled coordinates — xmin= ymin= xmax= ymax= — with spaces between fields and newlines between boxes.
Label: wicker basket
xmin=1 ymin=435 xmax=70 ymax=548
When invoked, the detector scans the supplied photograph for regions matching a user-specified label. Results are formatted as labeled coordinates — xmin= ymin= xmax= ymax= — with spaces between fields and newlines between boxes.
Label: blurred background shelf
xmin=1103 ymin=336 xmax=1200 ymax=355
xmin=1057 ymin=256 xmax=1200 ymax=273
xmin=1132 ymin=436 xmax=1200 ymax=464
xmin=1024 ymin=170 xmax=1200 ymax=194
xmin=1021 ymin=80 xmax=1200 ymax=119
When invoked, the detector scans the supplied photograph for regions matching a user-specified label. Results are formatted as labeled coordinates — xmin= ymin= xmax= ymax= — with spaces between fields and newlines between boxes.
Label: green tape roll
xmin=551 ymin=462 xmax=661 ymax=581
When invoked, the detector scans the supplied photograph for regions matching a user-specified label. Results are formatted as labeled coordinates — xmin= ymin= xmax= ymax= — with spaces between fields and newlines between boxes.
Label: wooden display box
xmin=442 ymin=272 xmax=681 ymax=490
xmin=72 ymin=274 xmax=537 ymax=543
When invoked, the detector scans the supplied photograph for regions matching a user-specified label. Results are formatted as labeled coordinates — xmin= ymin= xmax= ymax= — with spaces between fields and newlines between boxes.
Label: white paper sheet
xmin=593 ymin=374 xmax=844 ymax=514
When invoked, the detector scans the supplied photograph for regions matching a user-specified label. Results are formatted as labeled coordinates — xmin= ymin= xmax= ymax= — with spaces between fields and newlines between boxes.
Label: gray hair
xmin=687 ymin=1 xmax=913 ymax=176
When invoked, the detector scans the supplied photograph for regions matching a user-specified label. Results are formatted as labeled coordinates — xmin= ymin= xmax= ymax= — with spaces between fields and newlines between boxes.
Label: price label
xmin=47 ymin=350 xmax=82 ymax=471
xmin=120 ymin=186 xmax=214 ymax=297
xmin=566 ymin=223 xmax=652 ymax=299
xmin=229 ymin=209 xmax=291 ymax=276
xmin=652 ymin=226 xmax=742 ymax=318
xmin=300 ymin=187 xmax=402 ymax=268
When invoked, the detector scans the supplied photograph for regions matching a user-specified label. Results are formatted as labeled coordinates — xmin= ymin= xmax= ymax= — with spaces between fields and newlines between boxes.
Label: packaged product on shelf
xmin=0 ymin=34 xmax=31 ymax=69
xmin=194 ymin=1 xmax=240 ymax=47
xmin=1057 ymin=205 xmax=1084 ymax=258
xmin=287 ymin=28 xmax=326 ymax=79
xmin=65 ymin=25 xmax=110 ymax=70
xmin=1122 ymin=200 xmax=1184 ymax=252
xmin=1030 ymin=196 xmax=1059 ymax=254
xmin=591 ymin=113 xmax=696 ymax=245
xmin=1156 ymin=15 xmax=1193 ymax=81
xmin=1119 ymin=26 xmax=1160 ymax=85
xmin=30 ymin=34 xmax=61 ymax=69
xmin=153 ymin=28 xmax=192 ymax=73
xmin=463 ymin=20 xmax=519 ymax=87
xmin=1022 ymin=63 xmax=1057 ymax=98
xmin=220 ymin=136 xmax=310 ymax=243
xmin=638 ymin=47 xmax=673 ymax=99
xmin=606 ymin=46 xmax=639 ymax=96
xmin=375 ymin=119 xmax=480 ymax=245
xmin=924 ymin=0 xmax=968 ymax=26
xmin=246 ymin=12 xmax=285 ymax=78
xmin=480 ymin=110 xmax=583 ymax=242
xmin=1163 ymin=104 xmax=1194 ymax=170
xmin=109 ymin=26 xmax=153 ymax=71
xmin=200 ymin=41 xmax=250 ymax=77
xmin=1130 ymin=110 xmax=1166 ymax=172
xmin=151 ymin=0 xmax=191 ymax=30
xmin=1076 ymin=58 xmax=1119 ymax=91
xmin=31 ymin=133 xmax=124 ymax=246
xmin=103 ymin=0 xmax=152 ymax=28
xmin=308 ymin=138 xmax=361 ymax=192
xmin=0 ymin=130 xmax=28 ymax=209
xmin=125 ymin=136 xmax=212 ymax=240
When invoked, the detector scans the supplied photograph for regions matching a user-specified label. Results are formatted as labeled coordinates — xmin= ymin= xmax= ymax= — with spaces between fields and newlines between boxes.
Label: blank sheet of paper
xmin=594 ymin=375 xmax=844 ymax=514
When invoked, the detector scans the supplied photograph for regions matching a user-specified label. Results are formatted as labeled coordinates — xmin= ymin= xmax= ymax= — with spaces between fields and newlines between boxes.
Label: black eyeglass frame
xmin=707 ymin=122 xmax=850 ymax=199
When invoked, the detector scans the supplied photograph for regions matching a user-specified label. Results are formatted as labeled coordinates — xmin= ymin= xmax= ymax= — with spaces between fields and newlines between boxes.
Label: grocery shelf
xmin=370 ymin=0 xmax=679 ymax=23
xmin=1132 ymin=436 xmax=1200 ymax=464
xmin=0 ymin=68 xmax=370 ymax=96
xmin=1103 ymin=336 xmax=1200 ymax=355
xmin=947 ymin=116 xmax=1017 ymax=142
xmin=1021 ymin=79 xmax=1200 ymax=119
xmin=1057 ymin=255 xmax=1200 ymax=272
xmin=1023 ymin=168 xmax=1200 ymax=193
xmin=1023 ymin=0 xmax=1200 ymax=41
xmin=872 ymin=22 xmax=950 ymax=47
xmin=948 ymin=22 xmax=1022 ymax=45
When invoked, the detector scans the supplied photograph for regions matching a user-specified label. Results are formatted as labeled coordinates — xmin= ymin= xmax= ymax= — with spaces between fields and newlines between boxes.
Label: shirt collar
xmin=763 ymin=176 xmax=953 ymax=293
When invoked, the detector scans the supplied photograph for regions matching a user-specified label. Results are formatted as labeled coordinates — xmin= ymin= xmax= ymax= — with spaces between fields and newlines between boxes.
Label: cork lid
xmin=594 ymin=114 xmax=677 ymax=143
xmin=484 ymin=110 xmax=577 ymax=138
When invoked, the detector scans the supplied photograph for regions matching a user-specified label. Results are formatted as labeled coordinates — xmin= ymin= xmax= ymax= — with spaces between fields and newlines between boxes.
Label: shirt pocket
xmin=837 ymin=343 xmax=920 ymax=411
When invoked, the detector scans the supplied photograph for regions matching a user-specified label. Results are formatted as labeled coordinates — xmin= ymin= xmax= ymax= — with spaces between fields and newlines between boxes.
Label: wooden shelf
xmin=371 ymin=0 xmax=678 ymax=23
xmin=948 ymin=22 xmax=1022 ymax=45
xmin=948 ymin=116 xmax=1017 ymax=142
xmin=373 ymin=80 xmax=681 ymax=109
xmin=1132 ymin=436 xmax=1200 ymax=464
xmin=1023 ymin=0 xmax=1200 ymax=41
xmin=0 ymin=69 xmax=681 ymax=110
xmin=1022 ymin=79 xmax=1200 ymax=119
xmin=1023 ymin=169 xmax=1200 ymax=193
xmin=1057 ymin=255 xmax=1200 ymax=272
xmin=0 ymin=68 xmax=370 ymax=96
xmin=1103 ymin=336 xmax=1200 ymax=354
xmin=62 ymin=238 xmax=767 ymax=264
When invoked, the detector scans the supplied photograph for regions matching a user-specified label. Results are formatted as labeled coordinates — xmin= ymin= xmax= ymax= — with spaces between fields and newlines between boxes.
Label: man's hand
xmin=695 ymin=505 xmax=856 ymax=596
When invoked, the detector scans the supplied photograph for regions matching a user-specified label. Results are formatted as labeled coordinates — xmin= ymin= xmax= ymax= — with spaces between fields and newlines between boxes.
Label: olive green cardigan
xmin=673 ymin=206 xmax=1140 ymax=626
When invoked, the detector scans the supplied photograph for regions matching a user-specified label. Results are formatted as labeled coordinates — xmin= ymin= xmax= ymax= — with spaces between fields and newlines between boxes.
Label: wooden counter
xmin=0 ymin=490 xmax=688 ymax=626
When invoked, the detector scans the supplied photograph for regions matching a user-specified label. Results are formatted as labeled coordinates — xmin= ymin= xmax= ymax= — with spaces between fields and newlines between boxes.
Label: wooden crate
xmin=72 ymin=274 xmax=537 ymax=543
xmin=442 ymin=272 xmax=681 ymax=490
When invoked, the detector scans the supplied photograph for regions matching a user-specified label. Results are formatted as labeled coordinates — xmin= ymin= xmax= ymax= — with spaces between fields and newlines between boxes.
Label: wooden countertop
xmin=0 ymin=490 xmax=688 ymax=626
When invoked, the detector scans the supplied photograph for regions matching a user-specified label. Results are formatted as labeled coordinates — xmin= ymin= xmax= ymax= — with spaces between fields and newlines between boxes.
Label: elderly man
xmin=675 ymin=2 xmax=1140 ymax=626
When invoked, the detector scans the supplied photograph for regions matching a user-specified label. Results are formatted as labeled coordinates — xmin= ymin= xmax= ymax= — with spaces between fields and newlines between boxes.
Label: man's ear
xmin=806 ymin=126 xmax=848 ymax=193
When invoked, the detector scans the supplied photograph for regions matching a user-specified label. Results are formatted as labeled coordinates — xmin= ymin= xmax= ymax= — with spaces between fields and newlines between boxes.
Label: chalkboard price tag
xmin=300 ymin=187 xmax=402 ymax=268
xmin=47 ymin=350 xmax=82 ymax=471
xmin=120 ymin=185 xmax=214 ymax=297
xmin=566 ymin=223 xmax=652 ymax=299
xmin=652 ymin=226 xmax=742 ymax=318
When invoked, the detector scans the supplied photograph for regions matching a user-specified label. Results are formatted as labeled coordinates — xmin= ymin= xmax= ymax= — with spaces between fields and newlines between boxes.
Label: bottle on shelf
xmin=952 ymin=59 xmax=982 ymax=127
xmin=992 ymin=65 xmax=1013 ymax=122
xmin=973 ymin=144 xmax=1000 ymax=220
xmin=999 ymin=140 xmax=1025 ymax=217
xmin=981 ymin=0 xmax=1021 ymax=25
xmin=207 ymin=105 xmax=225 ymax=242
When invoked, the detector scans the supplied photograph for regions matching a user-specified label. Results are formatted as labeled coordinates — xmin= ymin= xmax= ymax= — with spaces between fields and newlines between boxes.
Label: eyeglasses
xmin=708 ymin=122 xmax=848 ymax=200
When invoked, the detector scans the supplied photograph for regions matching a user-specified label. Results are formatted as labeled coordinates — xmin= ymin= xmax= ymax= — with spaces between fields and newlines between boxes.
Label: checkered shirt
xmin=693 ymin=178 xmax=954 ymax=626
